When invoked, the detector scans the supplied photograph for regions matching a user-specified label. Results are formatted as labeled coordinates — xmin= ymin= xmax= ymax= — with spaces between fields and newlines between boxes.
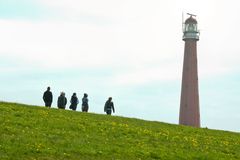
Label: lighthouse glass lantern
xmin=183 ymin=16 xmax=199 ymax=40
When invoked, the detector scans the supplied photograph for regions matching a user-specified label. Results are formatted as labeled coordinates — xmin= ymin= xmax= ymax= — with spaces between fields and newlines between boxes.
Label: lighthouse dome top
xmin=185 ymin=16 xmax=197 ymax=24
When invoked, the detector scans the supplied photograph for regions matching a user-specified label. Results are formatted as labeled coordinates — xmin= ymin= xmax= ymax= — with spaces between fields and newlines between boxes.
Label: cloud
xmin=0 ymin=0 xmax=50 ymax=20
xmin=1 ymin=0 xmax=240 ymax=85
xmin=112 ymin=63 xmax=182 ymax=86
xmin=0 ymin=19 xmax=118 ymax=68
xmin=0 ymin=15 xmax=180 ymax=67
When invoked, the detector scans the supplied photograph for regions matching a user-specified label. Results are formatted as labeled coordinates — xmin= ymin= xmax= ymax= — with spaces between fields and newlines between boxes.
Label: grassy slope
xmin=0 ymin=102 xmax=240 ymax=160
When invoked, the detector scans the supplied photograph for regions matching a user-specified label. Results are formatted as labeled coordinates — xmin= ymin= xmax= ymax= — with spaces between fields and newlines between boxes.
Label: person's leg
xmin=45 ymin=102 xmax=51 ymax=107
xmin=71 ymin=104 xmax=77 ymax=110
xmin=46 ymin=102 xmax=51 ymax=107
xmin=82 ymin=106 xmax=88 ymax=112
xmin=82 ymin=105 xmax=84 ymax=112
xmin=106 ymin=110 xmax=111 ymax=115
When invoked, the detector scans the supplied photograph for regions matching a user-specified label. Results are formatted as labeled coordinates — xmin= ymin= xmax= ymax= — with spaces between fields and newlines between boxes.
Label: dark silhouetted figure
xmin=69 ymin=93 xmax=79 ymax=111
xmin=82 ymin=93 xmax=89 ymax=112
xmin=104 ymin=97 xmax=115 ymax=115
xmin=43 ymin=86 xmax=53 ymax=107
xmin=57 ymin=92 xmax=67 ymax=109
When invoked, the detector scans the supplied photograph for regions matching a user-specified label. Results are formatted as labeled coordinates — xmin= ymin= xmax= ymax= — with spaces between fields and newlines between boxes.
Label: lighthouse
xmin=179 ymin=14 xmax=200 ymax=127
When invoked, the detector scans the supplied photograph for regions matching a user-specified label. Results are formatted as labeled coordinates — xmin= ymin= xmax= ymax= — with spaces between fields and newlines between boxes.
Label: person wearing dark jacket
xmin=104 ymin=97 xmax=115 ymax=115
xmin=69 ymin=93 xmax=79 ymax=111
xmin=43 ymin=87 xmax=53 ymax=107
xmin=57 ymin=92 xmax=67 ymax=109
xmin=82 ymin=93 xmax=89 ymax=112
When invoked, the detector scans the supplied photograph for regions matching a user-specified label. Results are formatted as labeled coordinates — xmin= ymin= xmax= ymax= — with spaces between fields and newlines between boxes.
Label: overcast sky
xmin=0 ymin=0 xmax=239 ymax=132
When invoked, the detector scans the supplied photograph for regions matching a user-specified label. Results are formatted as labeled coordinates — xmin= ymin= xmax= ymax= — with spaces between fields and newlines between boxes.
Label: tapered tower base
xmin=179 ymin=40 xmax=200 ymax=127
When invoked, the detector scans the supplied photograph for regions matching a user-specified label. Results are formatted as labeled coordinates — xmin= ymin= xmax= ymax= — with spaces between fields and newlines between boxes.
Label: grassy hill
xmin=0 ymin=102 xmax=240 ymax=160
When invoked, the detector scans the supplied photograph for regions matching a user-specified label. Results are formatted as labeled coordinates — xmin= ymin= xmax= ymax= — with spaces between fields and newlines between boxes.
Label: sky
xmin=0 ymin=0 xmax=239 ymax=132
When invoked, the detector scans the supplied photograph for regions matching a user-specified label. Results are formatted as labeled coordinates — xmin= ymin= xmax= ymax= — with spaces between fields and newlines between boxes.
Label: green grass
xmin=0 ymin=102 xmax=240 ymax=160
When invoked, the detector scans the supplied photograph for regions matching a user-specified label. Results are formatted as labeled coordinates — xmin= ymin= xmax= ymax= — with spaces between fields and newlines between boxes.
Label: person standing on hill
xmin=82 ymin=93 xmax=89 ymax=112
xmin=57 ymin=92 xmax=67 ymax=109
xmin=69 ymin=93 xmax=79 ymax=111
xmin=43 ymin=86 xmax=53 ymax=107
xmin=104 ymin=97 xmax=115 ymax=115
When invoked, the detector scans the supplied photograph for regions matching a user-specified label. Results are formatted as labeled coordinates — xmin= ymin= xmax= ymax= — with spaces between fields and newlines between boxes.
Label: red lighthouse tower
xmin=179 ymin=14 xmax=200 ymax=127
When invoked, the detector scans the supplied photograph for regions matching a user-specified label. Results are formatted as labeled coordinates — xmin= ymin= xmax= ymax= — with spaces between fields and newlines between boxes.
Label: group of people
xmin=43 ymin=87 xmax=115 ymax=115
